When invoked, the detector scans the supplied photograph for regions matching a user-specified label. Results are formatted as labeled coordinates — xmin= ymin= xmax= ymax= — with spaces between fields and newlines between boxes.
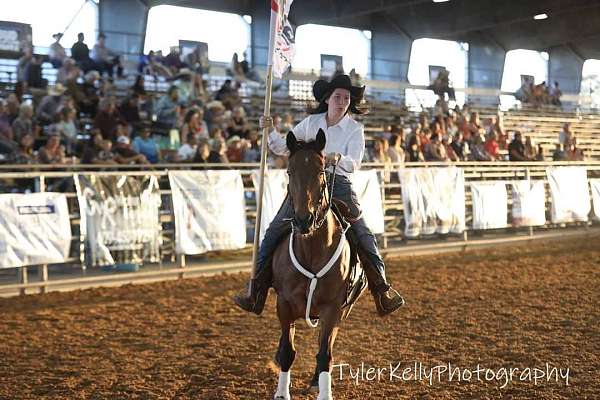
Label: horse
xmin=270 ymin=129 xmax=366 ymax=400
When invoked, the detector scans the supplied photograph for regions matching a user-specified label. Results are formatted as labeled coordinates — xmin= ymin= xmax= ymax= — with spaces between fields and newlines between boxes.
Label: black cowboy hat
xmin=312 ymin=74 xmax=365 ymax=102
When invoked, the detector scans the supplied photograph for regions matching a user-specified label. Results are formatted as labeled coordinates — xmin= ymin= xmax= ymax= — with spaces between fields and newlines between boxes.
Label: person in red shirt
xmin=484 ymin=133 xmax=500 ymax=161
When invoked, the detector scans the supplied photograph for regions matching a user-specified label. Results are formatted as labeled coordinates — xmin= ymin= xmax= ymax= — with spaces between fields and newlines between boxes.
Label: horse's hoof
xmin=274 ymin=396 xmax=290 ymax=400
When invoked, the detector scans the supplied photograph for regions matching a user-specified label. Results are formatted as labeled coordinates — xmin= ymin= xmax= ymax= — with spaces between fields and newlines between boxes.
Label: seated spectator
xmin=466 ymin=111 xmax=485 ymax=141
xmin=12 ymin=103 xmax=35 ymax=142
xmin=215 ymin=80 xmax=241 ymax=109
xmin=192 ymin=139 xmax=211 ymax=163
xmin=97 ymin=139 xmax=117 ymax=163
xmin=225 ymin=135 xmax=245 ymax=162
xmin=442 ymin=137 xmax=458 ymax=162
xmin=36 ymin=84 xmax=66 ymax=126
xmin=181 ymin=108 xmax=208 ymax=143
xmin=369 ymin=138 xmax=390 ymax=163
xmin=566 ymin=138 xmax=584 ymax=161
xmin=49 ymin=33 xmax=67 ymax=68
xmin=535 ymin=144 xmax=545 ymax=161
xmin=91 ymin=33 xmax=123 ymax=78
xmin=51 ymin=106 xmax=78 ymax=154
xmin=450 ymin=132 xmax=468 ymax=161
xmin=119 ymin=94 xmax=141 ymax=128
xmin=185 ymin=44 xmax=209 ymax=75
xmin=0 ymin=120 xmax=17 ymax=156
xmin=208 ymin=137 xmax=228 ymax=163
xmin=114 ymin=135 xmax=148 ymax=164
xmin=484 ymin=133 xmax=500 ymax=161
xmin=487 ymin=115 xmax=507 ymax=149
xmin=515 ymin=77 xmax=533 ymax=103
xmin=205 ymin=101 xmax=226 ymax=132
xmin=227 ymin=106 xmax=250 ymax=139
xmin=11 ymin=133 xmax=35 ymax=164
xmin=94 ymin=98 xmax=121 ymax=141
xmin=425 ymin=133 xmax=448 ymax=161
xmin=552 ymin=143 xmax=567 ymax=161
xmin=81 ymin=130 xmax=112 ymax=164
xmin=76 ymin=70 xmax=101 ymax=117
xmin=71 ymin=32 xmax=93 ymax=72
xmin=469 ymin=134 xmax=492 ymax=161
xmin=524 ymin=136 xmax=538 ymax=160
xmin=508 ymin=132 xmax=529 ymax=161
xmin=5 ymin=94 xmax=20 ymax=124
xmin=242 ymin=130 xmax=261 ymax=163
xmin=387 ymin=134 xmax=405 ymax=163
xmin=155 ymin=86 xmax=180 ymax=130
xmin=406 ymin=135 xmax=425 ymax=162
xmin=549 ymin=81 xmax=562 ymax=106
xmin=558 ymin=123 xmax=574 ymax=146
xmin=132 ymin=125 xmax=160 ymax=163
xmin=57 ymin=58 xmax=80 ymax=85
xmin=38 ymin=134 xmax=66 ymax=164
xmin=177 ymin=134 xmax=198 ymax=161
xmin=0 ymin=99 xmax=14 ymax=147
xmin=131 ymin=74 xmax=147 ymax=97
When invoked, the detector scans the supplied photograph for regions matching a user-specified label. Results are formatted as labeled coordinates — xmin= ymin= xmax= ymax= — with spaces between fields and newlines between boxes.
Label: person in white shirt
xmin=235 ymin=74 xmax=405 ymax=317
xmin=48 ymin=33 xmax=67 ymax=68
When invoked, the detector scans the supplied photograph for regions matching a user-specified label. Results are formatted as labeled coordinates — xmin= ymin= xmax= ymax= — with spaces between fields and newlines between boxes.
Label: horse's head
xmin=286 ymin=129 xmax=327 ymax=235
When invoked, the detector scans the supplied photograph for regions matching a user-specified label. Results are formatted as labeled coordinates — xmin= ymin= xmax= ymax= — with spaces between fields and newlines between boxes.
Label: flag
xmin=268 ymin=0 xmax=295 ymax=78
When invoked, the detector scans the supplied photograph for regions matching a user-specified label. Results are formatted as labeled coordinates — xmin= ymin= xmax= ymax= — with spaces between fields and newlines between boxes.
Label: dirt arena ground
xmin=0 ymin=235 xmax=599 ymax=399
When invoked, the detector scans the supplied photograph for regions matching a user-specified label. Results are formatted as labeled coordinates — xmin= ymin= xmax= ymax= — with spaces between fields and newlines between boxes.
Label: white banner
xmin=251 ymin=169 xmax=288 ymax=244
xmin=268 ymin=0 xmax=295 ymax=78
xmin=350 ymin=170 xmax=385 ymax=234
xmin=75 ymin=174 xmax=162 ymax=267
xmin=546 ymin=167 xmax=590 ymax=223
xmin=511 ymin=180 xmax=546 ymax=227
xmin=471 ymin=182 xmax=508 ymax=230
xmin=589 ymin=179 xmax=600 ymax=221
xmin=0 ymin=193 xmax=71 ymax=268
xmin=169 ymin=170 xmax=246 ymax=255
xmin=399 ymin=167 xmax=465 ymax=237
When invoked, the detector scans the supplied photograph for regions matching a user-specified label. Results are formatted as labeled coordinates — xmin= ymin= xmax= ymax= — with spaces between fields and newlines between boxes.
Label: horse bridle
xmin=287 ymin=158 xmax=338 ymax=233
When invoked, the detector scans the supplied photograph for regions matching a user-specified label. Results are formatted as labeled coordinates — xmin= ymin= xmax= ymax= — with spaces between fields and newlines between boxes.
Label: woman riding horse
xmin=234 ymin=74 xmax=405 ymax=317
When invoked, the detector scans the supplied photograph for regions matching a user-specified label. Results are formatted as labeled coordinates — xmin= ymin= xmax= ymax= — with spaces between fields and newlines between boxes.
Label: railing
xmin=0 ymin=160 xmax=599 ymax=295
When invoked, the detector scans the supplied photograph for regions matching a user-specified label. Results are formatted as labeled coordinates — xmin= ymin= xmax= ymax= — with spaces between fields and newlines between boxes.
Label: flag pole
xmin=251 ymin=1 xmax=280 ymax=280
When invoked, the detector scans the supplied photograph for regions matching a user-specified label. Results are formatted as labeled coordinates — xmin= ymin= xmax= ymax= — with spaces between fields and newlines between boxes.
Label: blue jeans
xmin=256 ymin=173 xmax=388 ymax=290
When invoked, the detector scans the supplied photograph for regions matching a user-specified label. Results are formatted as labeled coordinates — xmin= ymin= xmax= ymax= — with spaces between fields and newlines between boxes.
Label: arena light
xmin=533 ymin=13 xmax=548 ymax=20
xmin=433 ymin=0 xmax=450 ymax=3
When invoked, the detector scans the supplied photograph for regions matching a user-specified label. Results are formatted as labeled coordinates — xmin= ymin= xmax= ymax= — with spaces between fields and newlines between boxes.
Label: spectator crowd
xmin=0 ymin=32 xmax=588 ymax=169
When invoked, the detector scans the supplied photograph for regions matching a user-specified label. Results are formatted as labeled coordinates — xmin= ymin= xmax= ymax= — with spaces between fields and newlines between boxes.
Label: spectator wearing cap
xmin=155 ymin=86 xmax=180 ymax=130
xmin=38 ymin=134 xmax=66 ymax=164
xmin=91 ymin=33 xmax=122 ymax=78
xmin=114 ymin=135 xmax=148 ymax=164
xmin=225 ymin=135 xmax=244 ymax=162
xmin=71 ymin=32 xmax=93 ymax=72
xmin=94 ymin=98 xmax=122 ymax=142
xmin=36 ymin=84 xmax=66 ymax=126
xmin=49 ymin=33 xmax=67 ymax=68
xmin=132 ymin=125 xmax=160 ymax=163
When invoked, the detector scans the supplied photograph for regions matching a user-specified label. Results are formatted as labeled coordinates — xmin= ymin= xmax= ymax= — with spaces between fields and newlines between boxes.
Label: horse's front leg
xmin=274 ymin=298 xmax=296 ymax=400
xmin=314 ymin=304 xmax=341 ymax=400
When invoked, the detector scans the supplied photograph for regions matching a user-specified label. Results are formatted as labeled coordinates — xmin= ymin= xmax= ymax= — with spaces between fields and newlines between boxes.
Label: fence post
xmin=380 ymin=169 xmax=388 ymax=249
xmin=39 ymin=175 xmax=49 ymax=293
xmin=525 ymin=168 xmax=534 ymax=237
xmin=178 ymin=254 xmax=186 ymax=279
xmin=19 ymin=267 xmax=28 ymax=296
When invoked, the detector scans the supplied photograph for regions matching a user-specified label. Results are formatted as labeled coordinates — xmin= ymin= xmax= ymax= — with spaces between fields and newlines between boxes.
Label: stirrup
xmin=373 ymin=287 xmax=405 ymax=317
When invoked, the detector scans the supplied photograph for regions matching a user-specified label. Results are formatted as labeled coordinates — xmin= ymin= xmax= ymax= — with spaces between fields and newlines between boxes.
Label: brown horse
xmin=271 ymin=129 xmax=366 ymax=400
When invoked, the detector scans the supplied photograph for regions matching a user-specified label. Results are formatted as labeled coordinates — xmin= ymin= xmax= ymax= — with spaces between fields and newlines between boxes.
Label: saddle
xmin=331 ymin=200 xmax=368 ymax=319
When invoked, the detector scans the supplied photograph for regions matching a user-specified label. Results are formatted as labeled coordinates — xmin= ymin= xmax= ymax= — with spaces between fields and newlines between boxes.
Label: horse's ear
xmin=286 ymin=131 xmax=297 ymax=154
xmin=315 ymin=129 xmax=326 ymax=152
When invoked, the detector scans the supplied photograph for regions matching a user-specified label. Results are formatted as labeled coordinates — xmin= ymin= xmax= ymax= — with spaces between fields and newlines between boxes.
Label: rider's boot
xmin=234 ymin=257 xmax=271 ymax=315
xmin=354 ymin=229 xmax=405 ymax=316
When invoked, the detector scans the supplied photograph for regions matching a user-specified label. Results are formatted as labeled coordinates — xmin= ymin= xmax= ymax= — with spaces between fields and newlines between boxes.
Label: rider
xmin=234 ymin=74 xmax=405 ymax=316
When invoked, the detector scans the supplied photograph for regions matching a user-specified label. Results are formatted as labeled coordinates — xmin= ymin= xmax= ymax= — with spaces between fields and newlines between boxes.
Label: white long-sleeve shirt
xmin=268 ymin=112 xmax=364 ymax=177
